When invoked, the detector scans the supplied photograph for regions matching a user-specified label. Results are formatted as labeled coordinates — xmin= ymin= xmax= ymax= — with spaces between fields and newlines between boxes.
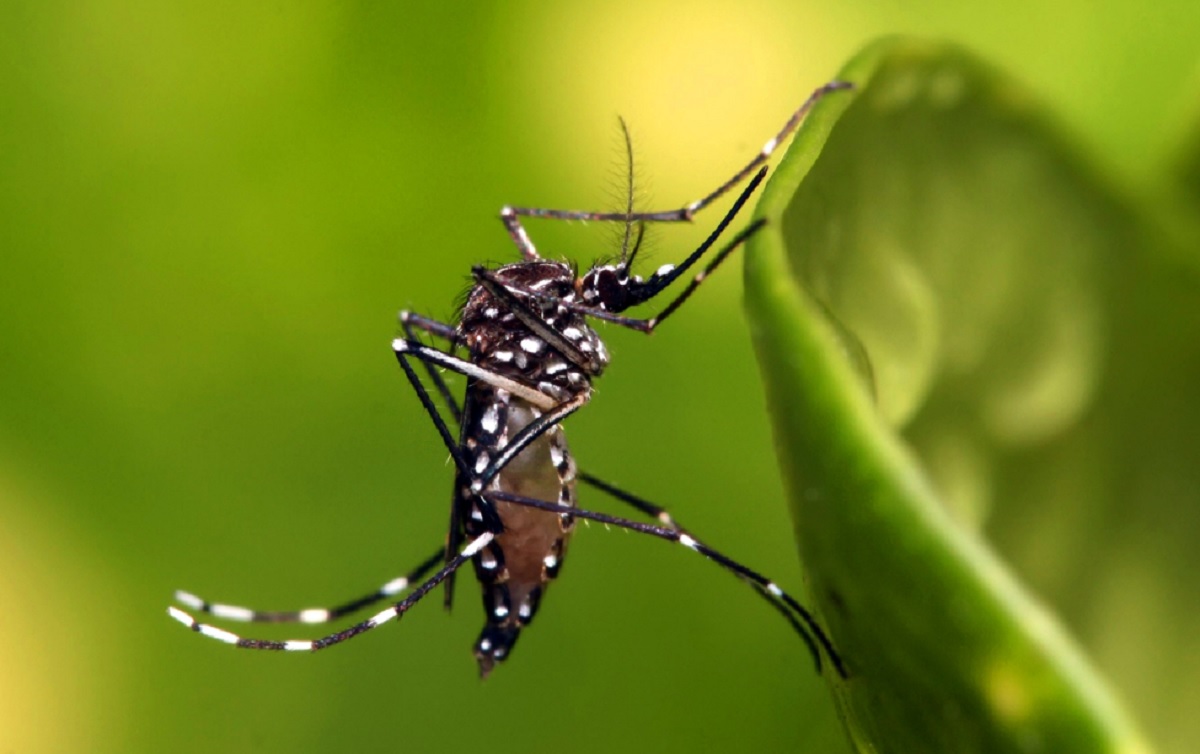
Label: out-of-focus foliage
xmin=0 ymin=3 xmax=1197 ymax=754
xmin=749 ymin=38 xmax=1196 ymax=752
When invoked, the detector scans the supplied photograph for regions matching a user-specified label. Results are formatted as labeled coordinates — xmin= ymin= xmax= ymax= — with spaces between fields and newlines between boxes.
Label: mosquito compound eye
xmin=588 ymin=267 xmax=625 ymax=311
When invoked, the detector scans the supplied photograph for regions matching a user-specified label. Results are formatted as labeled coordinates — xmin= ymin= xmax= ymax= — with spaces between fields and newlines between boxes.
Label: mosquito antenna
xmin=616 ymin=115 xmax=637 ymax=278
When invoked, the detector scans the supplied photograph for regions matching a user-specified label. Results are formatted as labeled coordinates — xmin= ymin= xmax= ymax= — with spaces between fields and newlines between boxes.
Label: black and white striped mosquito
xmin=169 ymin=81 xmax=852 ymax=679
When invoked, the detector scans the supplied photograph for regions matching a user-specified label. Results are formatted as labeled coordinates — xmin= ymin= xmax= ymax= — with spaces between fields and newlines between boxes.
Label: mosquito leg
xmin=393 ymin=337 xmax=558 ymax=411
xmin=391 ymin=348 xmax=481 ymax=610
xmin=499 ymin=207 xmax=542 ymax=261
xmin=482 ymin=490 xmax=847 ymax=678
xmin=578 ymin=471 xmax=682 ymax=529
xmin=490 ymin=168 xmax=767 ymax=337
xmin=393 ymin=339 xmax=589 ymax=485
xmin=393 ymin=332 xmax=591 ymax=497
xmin=173 ymin=548 xmax=444 ymax=626
xmin=394 ymin=349 xmax=473 ymax=478
xmin=577 ymin=470 xmax=828 ymax=669
xmin=168 ymin=533 xmax=495 ymax=651
xmin=394 ymin=340 xmax=588 ymax=606
xmin=399 ymin=311 xmax=459 ymax=344
xmin=470 ymin=391 xmax=590 ymax=492
xmin=502 ymin=82 xmax=852 ymax=226
xmin=399 ymin=310 xmax=463 ymax=423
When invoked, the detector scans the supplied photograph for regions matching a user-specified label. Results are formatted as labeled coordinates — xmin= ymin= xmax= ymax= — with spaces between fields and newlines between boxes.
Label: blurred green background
xmin=1 ymin=2 xmax=1197 ymax=753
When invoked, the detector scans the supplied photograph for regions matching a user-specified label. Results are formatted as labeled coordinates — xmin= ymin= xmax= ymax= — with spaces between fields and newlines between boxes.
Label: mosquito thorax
xmin=459 ymin=260 xmax=609 ymax=394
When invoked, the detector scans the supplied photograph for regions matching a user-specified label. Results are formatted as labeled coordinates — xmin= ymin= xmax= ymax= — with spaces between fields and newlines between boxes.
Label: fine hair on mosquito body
xmin=169 ymin=81 xmax=853 ymax=680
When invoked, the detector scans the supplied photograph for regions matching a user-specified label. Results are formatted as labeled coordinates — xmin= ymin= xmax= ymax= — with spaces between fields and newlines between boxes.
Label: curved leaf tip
xmin=745 ymin=37 xmax=1152 ymax=754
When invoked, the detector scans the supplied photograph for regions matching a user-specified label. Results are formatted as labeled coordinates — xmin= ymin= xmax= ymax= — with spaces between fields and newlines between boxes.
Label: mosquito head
xmin=578 ymin=264 xmax=624 ymax=311
xmin=577 ymin=259 xmax=676 ymax=314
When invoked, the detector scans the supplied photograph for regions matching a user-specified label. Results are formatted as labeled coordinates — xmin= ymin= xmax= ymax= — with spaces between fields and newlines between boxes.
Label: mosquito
xmin=169 ymin=81 xmax=853 ymax=679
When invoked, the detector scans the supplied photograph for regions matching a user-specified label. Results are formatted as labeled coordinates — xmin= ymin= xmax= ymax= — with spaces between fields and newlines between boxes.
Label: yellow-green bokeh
xmin=1 ymin=2 xmax=1197 ymax=753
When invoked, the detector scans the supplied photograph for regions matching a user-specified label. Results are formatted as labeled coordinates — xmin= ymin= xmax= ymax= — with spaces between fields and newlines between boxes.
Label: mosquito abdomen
xmin=464 ymin=397 xmax=577 ymax=676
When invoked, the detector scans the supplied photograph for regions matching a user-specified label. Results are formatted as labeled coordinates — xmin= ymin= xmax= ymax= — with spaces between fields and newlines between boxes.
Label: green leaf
xmin=1173 ymin=84 xmax=1200 ymax=204
xmin=745 ymin=38 xmax=1155 ymax=753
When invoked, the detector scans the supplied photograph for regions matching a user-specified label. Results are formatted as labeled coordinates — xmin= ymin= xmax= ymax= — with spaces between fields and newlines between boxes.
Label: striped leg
xmin=390 ymin=338 xmax=581 ymax=609
xmin=577 ymin=471 xmax=828 ymax=671
xmin=395 ymin=311 xmax=470 ymax=609
xmin=475 ymin=174 xmax=768 ymax=337
xmin=392 ymin=337 xmax=557 ymax=411
xmin=492 ymin=83 xmax=852 ymax=304
xmin=389 ymin=356 xmax=834 ymax=673
xmin=469 ymin=391 xmax=589 ymax=493
xmin=167 ymin=533 xmax=494 ymax=651
xmin=172 ymin=548 xmax=443 ymax=626
xmin=501 ymin=83 xmax=853 ymax=226
xmin=483 ymin=489 xmax=846 ymax=678
xmin=578 ymin=471 xmax=684 ymax=532
xmin=390 ymin=334 xmax=846 ymax=676
xmin=399 ymin=310 xmax=463 ymax=424
xmin=395 ymin=314 xmax=591 ymax=486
